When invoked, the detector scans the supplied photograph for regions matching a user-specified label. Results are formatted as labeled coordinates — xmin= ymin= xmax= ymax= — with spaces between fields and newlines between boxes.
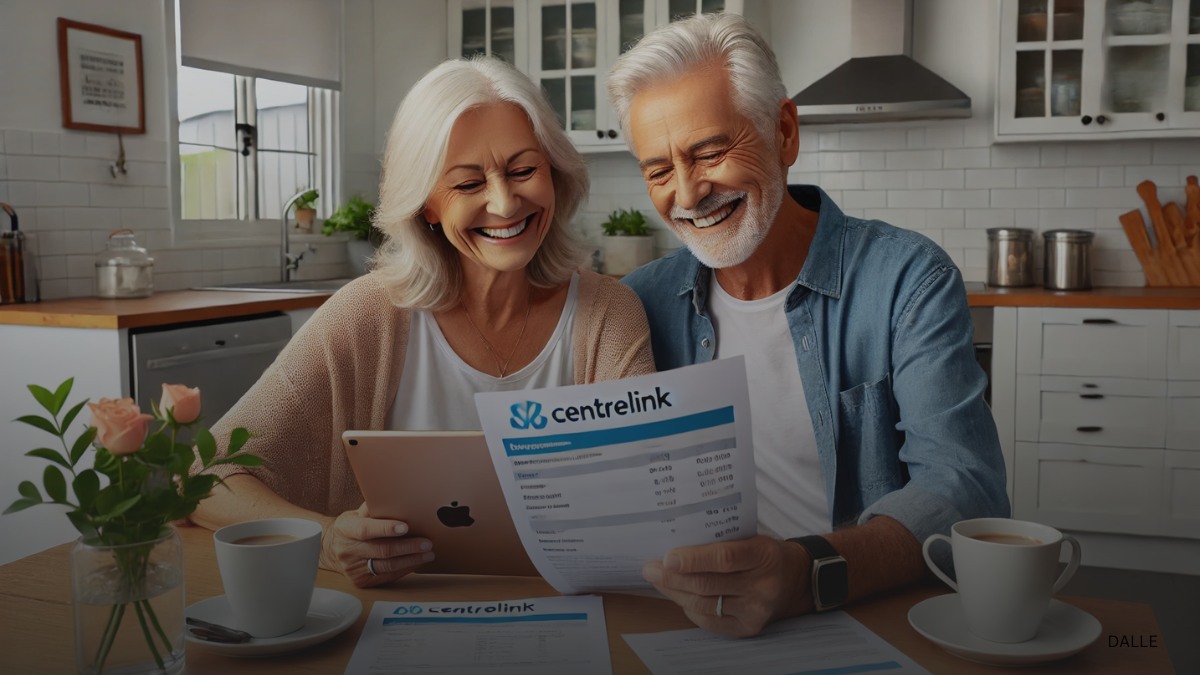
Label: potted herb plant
xmin=6 ymin=379 xmax=261 ymax=674
xmin=601 ymin=208 xmax=655 ymax=276
xmin=323 ymin=195 xmax=382 ymax=277
xmin=291 ymin=189 xmax=319 ymax=234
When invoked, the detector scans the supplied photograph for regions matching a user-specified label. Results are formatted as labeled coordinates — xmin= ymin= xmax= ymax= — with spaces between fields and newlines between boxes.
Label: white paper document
xmin=475 ymin=358 xmax=757 ymax=594
xmin=342 ymin=595 xmax=612 ymax=675
xmin=623 ymin=611 xmax=932 ymax=675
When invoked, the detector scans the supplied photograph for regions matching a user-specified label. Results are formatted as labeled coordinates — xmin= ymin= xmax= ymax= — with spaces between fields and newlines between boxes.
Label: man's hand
xmin=641 ymin=535 xmax=812 ymax=637
xmin=319 ymin=503 xmax=435 ymax=588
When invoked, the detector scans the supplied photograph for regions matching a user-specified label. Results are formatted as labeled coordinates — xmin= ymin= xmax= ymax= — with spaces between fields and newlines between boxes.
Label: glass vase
xmin=71 ymin=526 xmax=185 ymax=675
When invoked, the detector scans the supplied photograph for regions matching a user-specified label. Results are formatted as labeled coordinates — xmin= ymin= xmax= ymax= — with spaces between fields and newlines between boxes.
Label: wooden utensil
xmin=1136 ymin=180 xmax=1190 ymax=286
xmin=1164 ymin=202 xmax=1200 ymax=285
xmin=1119 ymin=209 xmax=1170 ymax=287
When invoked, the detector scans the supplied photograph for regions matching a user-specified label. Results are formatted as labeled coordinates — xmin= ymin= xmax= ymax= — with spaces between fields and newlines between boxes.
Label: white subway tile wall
xmin=0 ymin=128 xmax=349 ymax=299
xmin=577 ymin=122 xmax=1187 ymax=287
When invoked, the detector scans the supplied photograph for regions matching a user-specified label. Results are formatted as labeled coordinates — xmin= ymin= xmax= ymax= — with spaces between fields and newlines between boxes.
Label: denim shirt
xmin=623 ymin=185 xmax=1010 ymax=545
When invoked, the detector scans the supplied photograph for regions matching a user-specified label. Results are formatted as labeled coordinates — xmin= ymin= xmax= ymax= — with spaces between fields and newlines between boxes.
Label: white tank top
xmin=386 ymin=273 xmax=579 ymax=431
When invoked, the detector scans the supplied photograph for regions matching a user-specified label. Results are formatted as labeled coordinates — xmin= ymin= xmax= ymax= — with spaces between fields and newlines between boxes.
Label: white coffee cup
xmin=923 ymin=517 xmax=1081 ymax=644
xmin=213 ymin=518 xmax=322 ymax=637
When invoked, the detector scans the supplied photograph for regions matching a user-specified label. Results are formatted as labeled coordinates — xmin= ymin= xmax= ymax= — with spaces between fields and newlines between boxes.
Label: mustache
xmin=669 ymin=191 xmax=747 ymax=221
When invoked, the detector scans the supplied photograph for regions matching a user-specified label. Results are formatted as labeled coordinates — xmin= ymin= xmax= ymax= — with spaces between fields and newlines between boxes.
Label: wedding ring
xmin=716 ymin=595 xmax=723 ymax=618
xmin=367 ymin=558 xmax=378 ymax=576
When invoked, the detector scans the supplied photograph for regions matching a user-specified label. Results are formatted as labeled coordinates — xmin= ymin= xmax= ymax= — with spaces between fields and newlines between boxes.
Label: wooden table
xmin=0 ymin=526 xmax=1175 ymax=674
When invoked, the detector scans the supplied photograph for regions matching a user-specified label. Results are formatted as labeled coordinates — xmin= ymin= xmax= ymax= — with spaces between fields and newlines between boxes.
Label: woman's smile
xmin=471 ymin=211 xmax=538 ymax=244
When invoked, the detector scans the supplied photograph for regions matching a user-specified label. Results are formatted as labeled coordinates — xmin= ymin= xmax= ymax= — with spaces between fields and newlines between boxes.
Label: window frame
xmin=164 ymin=0 xmax=342 ymax=245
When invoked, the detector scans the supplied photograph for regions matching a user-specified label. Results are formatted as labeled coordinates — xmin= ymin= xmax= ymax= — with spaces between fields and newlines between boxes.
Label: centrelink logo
xmin=510 ymin=401 xmax=548 ymax=430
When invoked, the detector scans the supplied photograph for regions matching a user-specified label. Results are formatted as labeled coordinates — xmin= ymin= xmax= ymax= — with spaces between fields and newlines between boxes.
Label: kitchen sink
xmin=192 ymin=278 xmax=355 ymax=294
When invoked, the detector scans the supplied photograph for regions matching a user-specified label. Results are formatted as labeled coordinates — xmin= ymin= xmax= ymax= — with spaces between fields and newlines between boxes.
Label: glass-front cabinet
xmin=450 ymin=0 xmax=742 ymax=150
xmin=998 ymin=0 xmax=1200 ymax=138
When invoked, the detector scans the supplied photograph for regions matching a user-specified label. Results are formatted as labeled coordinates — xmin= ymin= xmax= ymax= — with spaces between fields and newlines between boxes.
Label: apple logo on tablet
xmin=437 ymin=501 xmax=475 ymax=528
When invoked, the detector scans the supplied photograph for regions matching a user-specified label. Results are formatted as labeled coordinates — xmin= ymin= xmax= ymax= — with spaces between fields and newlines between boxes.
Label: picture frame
xmin=57 ymin=18 xmax=145 ymax=134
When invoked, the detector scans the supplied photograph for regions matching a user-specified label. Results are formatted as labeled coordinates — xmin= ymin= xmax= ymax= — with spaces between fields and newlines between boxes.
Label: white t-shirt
xmin=708 ymin=271 xmax=831 ymax=538
xmin=387 ymin=273 xmax=579 ymax=431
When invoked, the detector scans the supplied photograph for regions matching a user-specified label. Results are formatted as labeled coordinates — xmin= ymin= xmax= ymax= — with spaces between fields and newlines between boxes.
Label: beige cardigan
xmin=202 ymin=269 xmax=655 ymax=515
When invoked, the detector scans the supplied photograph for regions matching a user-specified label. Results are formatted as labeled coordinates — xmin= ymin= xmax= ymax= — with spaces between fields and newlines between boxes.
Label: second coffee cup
xmin=923 ymin=517 xmax=1081 ymax=643
xmin=213 ymin=517 xmax=322 ymax=638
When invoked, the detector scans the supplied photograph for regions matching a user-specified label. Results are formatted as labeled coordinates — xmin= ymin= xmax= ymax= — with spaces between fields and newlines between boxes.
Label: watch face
xmin=815 ymin=559 xmax=849 ymax=608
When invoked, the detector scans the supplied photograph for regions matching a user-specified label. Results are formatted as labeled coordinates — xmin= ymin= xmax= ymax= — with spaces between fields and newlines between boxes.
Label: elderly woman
xmin=191 ymin=58 xmax=655 ymax=587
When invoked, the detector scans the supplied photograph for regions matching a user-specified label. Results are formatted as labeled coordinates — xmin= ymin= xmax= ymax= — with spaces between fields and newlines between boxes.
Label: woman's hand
xmin=319 ymin=503 xmax=435 ymax=588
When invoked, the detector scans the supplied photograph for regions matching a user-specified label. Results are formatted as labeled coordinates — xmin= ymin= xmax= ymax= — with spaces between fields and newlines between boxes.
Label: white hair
xmin=373 ymin=57 xmax=589 ymax=311
xmin=606 ymin=13 xmax=787 ymax=152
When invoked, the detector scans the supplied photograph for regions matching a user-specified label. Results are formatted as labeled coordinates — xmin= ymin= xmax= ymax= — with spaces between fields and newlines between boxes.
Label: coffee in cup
xmin=231 ymin=534 xmax=301 ymax=546
xmin=213 ymin=518 xmax=322 ymax=637
xmin=923 ymin=518 xmax=1081 ymax=643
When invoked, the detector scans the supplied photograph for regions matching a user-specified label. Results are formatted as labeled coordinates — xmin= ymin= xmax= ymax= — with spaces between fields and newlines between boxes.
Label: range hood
xmin=791 ymin=0 xmax=971 ymax=124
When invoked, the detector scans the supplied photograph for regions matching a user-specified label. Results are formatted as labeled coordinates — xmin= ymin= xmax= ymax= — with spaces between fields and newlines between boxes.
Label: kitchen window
xmin=172 ymin=0 xmax=342 ymax=225
xmin=175 ymin=68 xmax=338 ymax=221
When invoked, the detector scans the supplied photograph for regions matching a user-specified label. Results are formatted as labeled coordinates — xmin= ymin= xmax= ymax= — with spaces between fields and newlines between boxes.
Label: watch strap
xmin=786 ymin=535 xmax=840 ymax=561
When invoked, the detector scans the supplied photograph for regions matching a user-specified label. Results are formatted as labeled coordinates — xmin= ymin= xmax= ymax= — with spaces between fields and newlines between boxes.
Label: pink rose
xmin=160 ymin=383 xmax=202 ymax=424
xmin=88 ymin=398 xmax=154 ymax=456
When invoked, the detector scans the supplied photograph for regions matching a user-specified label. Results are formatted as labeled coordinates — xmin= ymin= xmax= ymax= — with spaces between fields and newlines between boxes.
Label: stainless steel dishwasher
xmin=131 ymin=314 xmax=293 ymax=426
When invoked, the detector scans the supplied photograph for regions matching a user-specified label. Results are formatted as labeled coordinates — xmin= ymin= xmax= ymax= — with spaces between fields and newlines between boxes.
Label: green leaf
xmin=25 ymin=448 xmax=70 ymax=470
xmin=43 ymin=465 xmax=67 ymax=503
xmin=15 ymin=415 xmax=60 ymax=437
xmin=27 ymin=384 xmax=58 ymax=416
xmin=226 ymin=428 xmax=252 ymax=457
xmin=3 ymin=499 xmax=40 ymax=515
xmin=221 ymin=453 xmax=264 ymax=467
xmin=170 ymin=444 xmax=195 ymax=475
xmin=60 ymin=399 xmax=89 ymax=436
xmin=97 ymin=495 xmax=141 ymax=522
xmin=73 ymin=470 xmax=100 ymax=512
xmin=70 ymin=427 xmax=98 ymax=467
xmin=66 ymin=510 xmax=98 ymax=539
xmin=183 ymin=474 xmax=217 ymax=500
xmin=195 ymin=427 xmax=216 ymax=466
xmin=93 ymin=448 xmax=120 ymax=481
xmin=17 ymin=481 xmax=41 ymax=502
xmin=51 ymin=378 xmax=74 ymax=415
xmin=142 ymin=433 xmax=172 ymax=464
xmin=150 ymin=396 xmax=162 ymax=421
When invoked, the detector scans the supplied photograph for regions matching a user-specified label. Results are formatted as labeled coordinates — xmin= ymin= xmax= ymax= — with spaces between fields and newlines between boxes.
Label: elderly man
xmin=609 ymin=14 xmax=1009 ymax=637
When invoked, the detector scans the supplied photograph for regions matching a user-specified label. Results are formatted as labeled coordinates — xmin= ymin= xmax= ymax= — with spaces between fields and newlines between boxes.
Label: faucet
xmin=281 ymin=189 xmax=318 ymax=282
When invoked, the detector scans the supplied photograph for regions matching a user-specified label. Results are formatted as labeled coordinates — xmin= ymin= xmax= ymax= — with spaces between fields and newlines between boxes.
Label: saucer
xmin=184 ymin=588 xmax=362 ymax=658
xmin=908 ymin=594 xmax=1102 ymax=666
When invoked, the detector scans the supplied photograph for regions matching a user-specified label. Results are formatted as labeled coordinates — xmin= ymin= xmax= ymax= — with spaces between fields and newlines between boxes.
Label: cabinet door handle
xmin=1096 ymin=115 xmax=1108 ymax=125
xmin=607 ymin=129 xmax=618 ymax=139
xmin=1080 ymin=394 xmax=1104 ymax=399
xmin=1156 ymin=112 xmax=1166 ymax=121
xmin=1081 ymin=115 xmax=1093 ymax=125
xmin=595 ymin=130 xmax=605 ymax=139
xmin=1082 ymin=383 xmax=1098 ymax=388
xmin=1082 ymin=318 xmax=1117 ymax=324
xmin=1076 ymin=426 xmax=1103 ymax=432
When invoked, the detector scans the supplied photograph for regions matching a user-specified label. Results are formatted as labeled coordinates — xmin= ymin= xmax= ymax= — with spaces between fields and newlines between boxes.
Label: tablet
xmin=341 ymin=430 xmax=538 ymax=576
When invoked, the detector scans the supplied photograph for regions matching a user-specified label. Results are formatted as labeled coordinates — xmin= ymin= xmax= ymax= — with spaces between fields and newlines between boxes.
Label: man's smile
xmin=692 ymin=197 xmax=743 ymax=228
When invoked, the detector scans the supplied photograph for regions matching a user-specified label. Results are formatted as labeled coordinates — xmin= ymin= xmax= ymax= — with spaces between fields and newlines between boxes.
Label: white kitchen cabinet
xmin=996 ymin=0 xmax=1200 ymax=140
xmin=1015 ymin=307 xmax=1168 ymax=378
xmin=448 ymin=0 xmax=741 ymax=151
xmin=1168 ymin=310 xmax=1200 ymax=379
xmin=1164 ymin=450 xmax=1200 ymax=537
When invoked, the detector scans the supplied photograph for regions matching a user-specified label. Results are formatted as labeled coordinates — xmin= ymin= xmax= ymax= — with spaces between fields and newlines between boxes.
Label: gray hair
xmin=606 ymin=13 xmax=787 ymax=153
xmin=373 ymin=57 xmax=589 ymax=311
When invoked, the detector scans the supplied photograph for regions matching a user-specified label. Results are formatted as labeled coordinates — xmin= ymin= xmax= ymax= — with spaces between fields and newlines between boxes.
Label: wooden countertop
xmin=0 ymin=290 xmax=333 ymax=329
xmin=3 ymin=284 xmax=1198 ymax=331
xmin=966 ymin=286 xmax=1200 ymax=309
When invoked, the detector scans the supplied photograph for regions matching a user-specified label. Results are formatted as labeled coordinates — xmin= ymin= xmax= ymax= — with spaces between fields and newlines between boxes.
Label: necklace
xmin=461 ymin=286 xmax=534 ymax=378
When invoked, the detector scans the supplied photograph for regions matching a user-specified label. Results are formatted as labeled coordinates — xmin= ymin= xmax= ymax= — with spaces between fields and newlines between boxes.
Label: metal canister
xmin=1043 ymin=229 xmax=1094 ymax=290
xmin=986 ymin=228 xmax=1035 ymax=287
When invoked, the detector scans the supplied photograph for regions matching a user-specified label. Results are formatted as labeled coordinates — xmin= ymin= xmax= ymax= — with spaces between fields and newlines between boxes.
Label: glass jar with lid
xmin=95 ymin=229 xmax=154 ymax=298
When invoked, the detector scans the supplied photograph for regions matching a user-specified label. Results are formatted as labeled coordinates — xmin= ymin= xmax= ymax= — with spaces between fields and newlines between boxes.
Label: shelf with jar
xmin=997 ymin=0 xmax=1200 ymax=141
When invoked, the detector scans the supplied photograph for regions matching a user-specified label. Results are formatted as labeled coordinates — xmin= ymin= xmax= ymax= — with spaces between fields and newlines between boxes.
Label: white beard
xmin=667 ymin=171 xmax=785 ymax=269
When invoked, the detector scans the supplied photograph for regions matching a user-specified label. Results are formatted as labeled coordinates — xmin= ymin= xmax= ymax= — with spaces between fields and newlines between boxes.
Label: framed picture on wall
xmin=57 ymin=18 xmax=145 ymax=134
